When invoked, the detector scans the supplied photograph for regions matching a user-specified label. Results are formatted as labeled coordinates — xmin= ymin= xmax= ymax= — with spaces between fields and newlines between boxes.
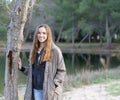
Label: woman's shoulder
xmin=52 ymin=43 xmax=62 ymax=54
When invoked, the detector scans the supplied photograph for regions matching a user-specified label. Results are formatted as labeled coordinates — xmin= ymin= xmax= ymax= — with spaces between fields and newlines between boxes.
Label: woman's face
xmin=37 ymin=27 xmax=47 ymax=43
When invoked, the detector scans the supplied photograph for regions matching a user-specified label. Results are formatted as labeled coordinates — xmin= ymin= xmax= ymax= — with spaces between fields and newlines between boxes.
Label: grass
xmin=0 ymin=41 xmax=5 ymax=47
xmin=64 ymin=66 xmax=120 ymax=97
xmin=57 ymin=42 xmax=120 ymax=48
xmin=1 ymin=42 xmax=120 ymax=51
xmin=1 ymin=67 xmax=120 ymax=99
xmin=105 ymin=82 xmax=120 ymax=96
xmin=57 ymin=42 xmax=102 ymax=47
xmin=18 ymin=85 xmax=26 ymax=100
xmin=18 ymin=95 xmax=24 ymax=100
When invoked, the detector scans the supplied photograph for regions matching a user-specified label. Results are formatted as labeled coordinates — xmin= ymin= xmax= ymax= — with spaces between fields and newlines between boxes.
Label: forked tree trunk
xmin=4 ymin=0 xmax=31 ymax=100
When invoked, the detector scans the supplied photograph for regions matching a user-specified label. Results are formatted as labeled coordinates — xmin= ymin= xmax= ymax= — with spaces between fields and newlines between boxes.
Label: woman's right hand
xmin=18 ymin=57 xmax=22 ymax=70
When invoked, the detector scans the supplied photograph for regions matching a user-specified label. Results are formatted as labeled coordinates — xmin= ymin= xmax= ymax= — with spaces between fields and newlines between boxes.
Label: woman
xmin=18 ymin=24 xmax=66 ymax=100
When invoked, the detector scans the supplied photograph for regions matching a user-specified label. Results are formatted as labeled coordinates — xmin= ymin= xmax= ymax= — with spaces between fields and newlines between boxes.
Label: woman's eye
xmin=43 ymin=32 xmax=46 ymax=34
xmin=38 ymin=32 xmax=46 ymax=34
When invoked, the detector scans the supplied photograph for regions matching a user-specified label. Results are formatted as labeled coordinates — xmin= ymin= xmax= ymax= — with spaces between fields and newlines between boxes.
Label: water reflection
xmin=0 ymin=53 xmax=5 ymax=97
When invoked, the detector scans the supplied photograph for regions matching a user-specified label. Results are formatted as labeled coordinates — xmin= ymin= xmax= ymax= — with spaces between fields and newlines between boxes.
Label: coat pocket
xmin=53 ymin=91 xmax=62 ymax=100
xmin=48 ymin=86 xmax=62 ymax=100
xmin=54 ymin=85 xmax=62 ymax=95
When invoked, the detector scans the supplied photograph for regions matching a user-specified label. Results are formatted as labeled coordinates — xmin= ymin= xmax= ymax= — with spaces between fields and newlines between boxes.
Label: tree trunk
xmin=80 ymin=33 xmax=89 ymax=43
xmin=72 ymin=25 xmax=75 ymax=46
xmin=85 ymin=55 xmax=91 ymax=70
xmin=105 ymin=16 xmax=111 ymax=47
xmin=99 ymin=32 xmax=103 ymax=46
xmin=4 ymin=0 xmax=31 ymax=100
xmin=56 ymin=20 xmax=65 ymax=43
xmin=71 ymin=53 xmax=75 ymax=68
xmin=88 ymin=34 xmax=91 ymax=43
xmin=24 ymin=0 xmax=36 ymax=42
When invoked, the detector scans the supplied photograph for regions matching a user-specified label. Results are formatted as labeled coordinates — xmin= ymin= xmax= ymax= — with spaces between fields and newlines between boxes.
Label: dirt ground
xmin=0 ymin=82 xmax=120 ymax=100
xmin=63 ymin=83 xmax=120 ymax=100
xmin=17 ymin=82 xmax=120 ymax=100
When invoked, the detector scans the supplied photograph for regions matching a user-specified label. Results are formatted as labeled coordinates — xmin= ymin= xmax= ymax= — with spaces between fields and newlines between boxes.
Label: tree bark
xmin=24 ymin=0 xmax=36 ymax=42
xmin=4 ymin=0 xmax=31 ymax=100
xmin=105 ymin=15 xmax=111 ymax=47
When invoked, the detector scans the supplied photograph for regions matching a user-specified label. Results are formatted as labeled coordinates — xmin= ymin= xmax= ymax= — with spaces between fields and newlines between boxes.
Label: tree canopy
xmin=1 ymin=0 xmax=120 ymax=44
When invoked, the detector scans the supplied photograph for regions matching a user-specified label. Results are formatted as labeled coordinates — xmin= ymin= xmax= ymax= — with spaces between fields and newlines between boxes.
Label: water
xmin=0 ymin=52 xmax=120 ymax=97
xmin=0 ymin=53 xmax=5 ymax=97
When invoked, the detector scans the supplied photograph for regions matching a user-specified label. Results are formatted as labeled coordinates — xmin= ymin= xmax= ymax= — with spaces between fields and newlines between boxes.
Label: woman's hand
xmin=18 ymin=57 xmax=22 ymax=70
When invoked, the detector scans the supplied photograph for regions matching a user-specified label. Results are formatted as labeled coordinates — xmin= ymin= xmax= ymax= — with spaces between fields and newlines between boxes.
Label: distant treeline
xmin=1 ymin=0 xmax=120 ymax=45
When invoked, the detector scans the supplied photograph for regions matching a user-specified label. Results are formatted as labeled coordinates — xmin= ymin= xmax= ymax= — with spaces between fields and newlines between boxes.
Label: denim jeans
xmin=34 ymin=89 xmax=43 ymax=100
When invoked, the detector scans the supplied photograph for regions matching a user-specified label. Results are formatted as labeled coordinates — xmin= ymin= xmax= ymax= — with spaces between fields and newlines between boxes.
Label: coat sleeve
xmin=54 ymin=48 xmax=66 ymax=87
xmin=19 ymin=64 xmax=30 ymax=75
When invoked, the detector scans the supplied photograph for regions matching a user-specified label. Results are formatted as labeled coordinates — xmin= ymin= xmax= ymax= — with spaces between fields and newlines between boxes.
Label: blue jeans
xmin=34 ymin=89 xmax=43 ymax=100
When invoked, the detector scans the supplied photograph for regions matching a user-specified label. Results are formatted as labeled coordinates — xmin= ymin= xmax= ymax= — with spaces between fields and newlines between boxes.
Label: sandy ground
xmin=63 ymin=83 xmax=120 ymax=100
xmin=1 ymin=82 xmax=120 ymax=100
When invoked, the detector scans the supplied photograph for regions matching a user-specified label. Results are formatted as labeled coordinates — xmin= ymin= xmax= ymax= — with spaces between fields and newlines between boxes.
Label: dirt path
xmin=18 ymin=82 xmax=120 ymax=100
xmin=63 ymin=83 xmax=120 ymax=100
xmin=1 ymin=82 xmax=120 ymax=100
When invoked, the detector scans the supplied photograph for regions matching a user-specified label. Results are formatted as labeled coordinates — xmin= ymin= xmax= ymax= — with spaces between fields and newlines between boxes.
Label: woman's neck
xmin=38 ymin=43 xmax=45 ymax=52
xmin=38 ymin=47 xmax=43 ymax=54
xmin=40 ymin=43 xmax=45 ymax=48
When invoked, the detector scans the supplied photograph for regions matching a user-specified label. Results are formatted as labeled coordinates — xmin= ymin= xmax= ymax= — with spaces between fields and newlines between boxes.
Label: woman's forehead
xmin=38 ymin=27 xmax=46 ymax=32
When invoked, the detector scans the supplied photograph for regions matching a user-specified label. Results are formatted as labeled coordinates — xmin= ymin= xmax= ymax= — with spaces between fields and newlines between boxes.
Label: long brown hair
xmin=29 ymin=24 xmax=53 ymax=64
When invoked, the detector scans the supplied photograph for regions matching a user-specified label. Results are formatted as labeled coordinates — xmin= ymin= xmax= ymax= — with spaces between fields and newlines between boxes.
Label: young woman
xmin=18 ymin=24 xmax=66 ymax=100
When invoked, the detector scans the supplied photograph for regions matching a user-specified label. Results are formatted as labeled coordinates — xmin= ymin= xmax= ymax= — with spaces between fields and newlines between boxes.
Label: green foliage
xmin=1 ymin=0 xmax=120 ymax=43
xmin=0 ymin=7 xmax=9 ymax=24
xmin=46 ymin=0 xmax=80 ymax=42
xmin=0 ymin=26 xmax=7 ymax=39
xmin=111 ymin=11 xmax=120 ymax=20
xmin=78 ymin=20 xmax=94 ymax=35
xmin=0 ymin=1 xmax=10 ymax=42
xmin=33 ymin=4 xmax=41 ymax=16
xmin=76 ymin=0 xmax=120 ymax=43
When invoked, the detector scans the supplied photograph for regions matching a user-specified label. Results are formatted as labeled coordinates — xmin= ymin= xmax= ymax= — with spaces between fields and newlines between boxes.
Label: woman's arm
xmin=53 ymin=48 xmax=66 ymax=94
xmin=54 ymin=54 xmax=66 ymax=86
xmin=18 ymin=58 xmax=29 ymax=75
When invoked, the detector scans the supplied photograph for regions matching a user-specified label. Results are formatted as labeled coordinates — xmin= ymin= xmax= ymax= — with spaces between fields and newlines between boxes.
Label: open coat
xmin=23 ymin=43 xmax=66 ymax=100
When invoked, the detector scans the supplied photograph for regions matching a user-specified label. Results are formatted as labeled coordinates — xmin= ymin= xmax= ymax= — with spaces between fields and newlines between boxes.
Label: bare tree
xmin=24 ymin=0 xmax=36 ymax=42
xmin=4 ymin=0 xmax=32 ymax=100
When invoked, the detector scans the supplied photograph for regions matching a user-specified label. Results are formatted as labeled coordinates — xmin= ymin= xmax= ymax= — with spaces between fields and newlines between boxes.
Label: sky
xmin=6 ymin=0 xmax=12 ymax=2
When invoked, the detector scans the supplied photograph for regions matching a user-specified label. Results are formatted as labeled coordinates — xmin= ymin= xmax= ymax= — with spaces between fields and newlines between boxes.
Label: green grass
xmin=0 ymin=41 xmax=5 ymax=47
xmin=0 ymin=54 xmax=5 ymax=96
xmin=57 ymin=43 xmax=102 ymax=47
xmin=106 ymin=82 xmax=120 ymax=96
xmin=57 ymin=43 xmax=120 ymax=50
xmin=1 ymin=42 xmax=120 ymax=50
xmin=64 ymin=67 xmax=120 ymax=92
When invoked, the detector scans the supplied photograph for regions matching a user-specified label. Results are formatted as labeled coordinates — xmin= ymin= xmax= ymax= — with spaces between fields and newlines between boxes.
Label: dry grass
xmin=64 ymin=66 xmax=120 ymax=91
